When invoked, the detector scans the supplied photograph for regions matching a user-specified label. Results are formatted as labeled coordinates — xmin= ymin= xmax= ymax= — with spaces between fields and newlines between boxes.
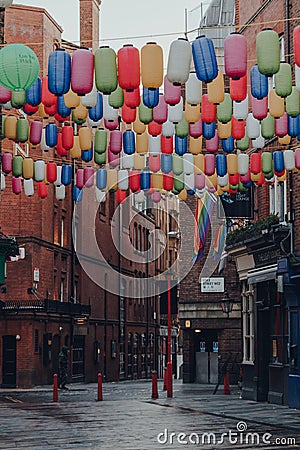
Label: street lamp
xmin=220 ymin=290 xmax=234 ymax=315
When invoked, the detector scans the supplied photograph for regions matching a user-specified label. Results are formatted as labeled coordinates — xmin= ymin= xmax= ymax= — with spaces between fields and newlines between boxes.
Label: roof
xmin=201 ymin=0 xmax=235 ymax=27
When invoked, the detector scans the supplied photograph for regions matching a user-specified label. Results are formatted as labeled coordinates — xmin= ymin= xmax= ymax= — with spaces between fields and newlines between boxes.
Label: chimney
xmin=80 ymin=0 xmax=101 ymax=52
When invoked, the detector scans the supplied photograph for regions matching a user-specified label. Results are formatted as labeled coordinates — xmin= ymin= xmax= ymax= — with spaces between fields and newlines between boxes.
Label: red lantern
xmin=294 ymin=26 xmax=300 ymax=67
xmin=42 ymin=76 xmax=56 ymax=107
xmin=204 ymin=154 xmax=215 ymax=176
xmin=76 ymin=168 xmax=84 ymax=188
xmin=38 ymin=181 xmax=48 ymax=198
xmin=0 ymin=85 xmax=11 ymax=103
xmin=129 ymin=170 xmax=140 ymax=192
xmin=24 ymin=103 xmax=39 ymax=115
xmin=56 ymin=133 xmax=68 ymax=156
xmin=255 ymin=172 xmax=265 ymax=186
xmin=46 ymin=162 xmax=57 ymax=183
xmin=116 ymin=188 xmax=127 ymax=203
xmin=148 ymin=120 xmax=162 ymax=136
xmin=149 ymin=154 xmax=161 ymax=172
xmin=250 ymin=153 xmax=261 ymax=174
xmin=201 ymin=94 xmax=216 ymax=123
xmin=230 ymin=74 xmax=247 ymax=102
xmin=124 ymin=87 xmax=140 ymax=108
xmin=252 ymin=95 xmax=268 ymax=120
xmin=231 ymin=117 xmax=245 ymax=140
xmin=153 ymin=94 xmax=168 ymax=124
xmin=12 ymin=177 xmax=22 ymax=195
xmin=110 ymin=130 xmax=122 ymax=154
xmin=29 ymin=120 xmax=42 ymax=146
xmin=224 ymin=33 xmax=247 ymax=79
xmin=229 ymin=173 xmax=239 ymax=185
xmin=161 ymin=135 xmax=173 ymax=154
xmin=163 ymin=172 xmax=174 ymax=191
xmin=84 ymin=167 xmax=94 ymax=187
xmin=117 ymin=44 xmax=140 ymax=91
xmin=62 ymin=124 xmax=74 ymax=150
xmin=240 ymin=170 xmax=251 ymax=184
xmin=44 ymin=96 xmax=57 ymax=116
xmin=121 ymin=103 xmax=136 ymax=123
xmin=71 ymin=48 xmax=94 ymax=95
xmin=55 ymin=113 xmax=70 ymax=123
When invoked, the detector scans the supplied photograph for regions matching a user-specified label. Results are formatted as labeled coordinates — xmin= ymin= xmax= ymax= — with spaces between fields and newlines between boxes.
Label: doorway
xmin=2 ymin=336 xmax=16 ymax=387
xmin=194 ymin=329 xmax=219 ymax=384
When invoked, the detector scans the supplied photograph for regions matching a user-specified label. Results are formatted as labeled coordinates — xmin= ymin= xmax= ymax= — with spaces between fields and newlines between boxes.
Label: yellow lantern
xmin=70 ymin=135 xmax=82 ymax=159
xmin=141 ymin=42 xmax=163 ymax=89
xmin=134 ymin=154 xmax=146 ymax=170
xmin=207 ymin=172 xmax=218 ymax=190
xmin=178 ymin=188 xmax=187 ymax=201
xmin=221 ymin=183 xmax=230 ymax=192
xmin=269 ymin=88 xmax=284 ymax=118
xmin=4 ymin=115 xmax=17 ymax=140
xmin=277 ymin=170 xmax=286 ymax=182
xmin=79 ymin=126 xmax=92 ymax=150
xmin=194 ymin=154 xmax=204 ymax=173
xmin=136 ymin=132 xmax=148 ymax=154
xmin=152 ymin=172 xmax=163 ymax=190
xmin=107 ymin=168 xmax=118 ymax=190
xmin=278 ymin=134 xmax=291 ymax=145
xmin=251 ymin=171 xmax=262 ymax=182
xmin=185 ymin=103 xmax=201 ymax=123
xmin=133 ymin=116 xmax=146 ymax=135
xmin=22 ymin=157 xmax=34 ymax=179
xmin=73 ymin=102 xmax=88 ymax=120
xmin=227 ymin=154 xmax=238 ymax=174
xmin=64 ymin=88 xmax=80 ymax=109
xmin=38 ymin=103 xmax=49 ymax=119
xmin=189 ymin=136 xmax=203 ymax=154
xmin=207 ymin=70 xmax=224 ymax=105
xmin=218 ymin=121 xmax=231 ymax=139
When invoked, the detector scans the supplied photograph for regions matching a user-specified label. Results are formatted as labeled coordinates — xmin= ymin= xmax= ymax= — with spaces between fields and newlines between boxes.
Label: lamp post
xmin=220 ymin=290 xmax=234 ymax=316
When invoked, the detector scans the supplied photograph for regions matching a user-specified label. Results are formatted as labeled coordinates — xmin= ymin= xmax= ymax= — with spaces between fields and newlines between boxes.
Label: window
xmin=34 ymin=329 xmax=39 ymax=354
xmin=271 ymin=291 xmax=288 ymax=365
xmin=269 ymin=180 xmax=287 ymax=223
xmin=61 ymin=217 xmax=65 ymax=247
xmin=60 ymin=278 xmax=65 ymax=302
xmin=242 ymin=282 xmax=254 ymax=364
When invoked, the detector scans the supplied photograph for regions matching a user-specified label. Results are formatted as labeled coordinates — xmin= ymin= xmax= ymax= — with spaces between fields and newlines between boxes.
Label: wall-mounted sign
xmin=200 ymin=277 xmax=224 ymax=293
xmin=33 ymin=267 xmax=39 ymax=282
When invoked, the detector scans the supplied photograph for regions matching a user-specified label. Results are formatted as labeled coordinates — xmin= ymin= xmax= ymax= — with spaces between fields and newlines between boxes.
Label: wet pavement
xmin=0 ymin=380 xmax=299 ymax=449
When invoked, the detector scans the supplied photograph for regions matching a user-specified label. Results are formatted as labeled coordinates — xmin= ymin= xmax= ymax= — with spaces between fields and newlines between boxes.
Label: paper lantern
xmin=46 ymin=162 xmax=57 ymax=183
xmin=230 ymin=74 xmax=247 ymax=102
xmin=189 ymin=118 xmax=202 ymax=138
xmin=133 ymin=154 xmax=145 ymax=171
xmin=129 ymin=170 xmax=140 ymax=192
xmin=246 ymin=113 xmax=260 ymax=139
xmin=286 ymin=87 xmax=300 ymax=117
xmin=217 ymin=93 xmax=232 ymax=123
xmin=82 ymin=148 xmax=94 ymax=163
xmin=79 ymin=126 xmax=92 ymax=150
xmin=164 ymin=75 xmax=181 ymax=105
xmin=189 ymin=136 xmax=202 ymax=154
xmin=274 ymin=62 xmax=292 ymax=98
xmin=204 ymin=154 xmax=215 ymax=176
xmin=216 ymin=154 xmax=227 ymax=176
xmin=45 ymin=123 xmax=58 ymax=148
xmin=117 ymin=169 xmax=128 ymax=191
xmin=153 ymin=94 xmax=168 ymax=124
xmin=269 ymin=88 xmax=285 ymax=118
xmin=250 ymin=65 xmax=268 ymax=99
xmin=222 ymin=136 xmax=234 ymax=153
xmin=152 ymin=172 xmax=163 ymax=190
xmin=48 ymin=49 xmax=71 ymax=95
xmin=41 ymin=76 xmax=56 ymax=107
xmin=262 ymin=152 xmax=273 ymax=175
xmin=202 ymin=121 xmax=216 ymax=140
xmin=162 ymin=120 xmax=175 ymax=137
xmin=184 ymin=173 xmax=195 ymax=191
xmin=94 ymin=129 xmax=107 ymax=154
xmin=152 ymin=191 xmax=162 ymax=202
xmin=163 ymin=173 xmax=174 ymax=191
xmin=12 ymin=176 xmax=22 ymax=194
xmin=138 ymin=170 xmax=150 ymax=191
xmin=233 ymin=95 xmax=248 ymax=120
xmin=250 ymin=153 xmax=262 ymax=174
xmin=288 ymin=115 xmax=299 ymax=137
xmin=207 ymin=70 xmax=224 ymax=105
xmin=205 ymin=131 xmax=218 ymax=153
xmin=4 ymin=115 xmax=17 ymax=139
xmin=201 ymin=94 xmax=216 ymax=123
xmin=29 ymin=120 xmax=42 ymax=146
xmin=117 ymin=44 xmax=140 ymax=91
xmin=133 ymin=115 xmax=146 ymax=135
xmin=33 ymin=160 xmax=45 ymax=182
xmin=104 ymin=118 xmax=118 ymax=130
xmin=2 ymin=152 xmax=12 ymax=174
xmin=148 ymin=134 xmax=161 ymax=155
xmin=175 ymin=118 xmax=189 ymax=138
xmin=173 ymin=173 xmax=184 ymax=192
xmin=167 ymin=38 xmax=191 ymax=85
xmin=23 ymin=103 xmax=39 ymax=115
xmin=261 ymin=114 xmax=275 ymax=139
xmin=73 ymin=102 xmax=88 ymax=120
xmin=22 ymin=157 xmax=33 ymax=180
xmin=56 ymin=133 xmax=68 ymax=156
xmin=103 ymin=95 xmax=119 ymax=122
xmin=161 ymin=135 xmax=173 ymax=154
xmin=0 ymin=85 xmax=11 ymax=104
xmin=70 ymin=135 xmax=81 ymax=159
xmin=240 ymin=170 xmax=251 ymax=184
xmin=141 ymin=42 xmax=163 ymax=89
xmin=218 ymin=174 xmax=229 ymax=188
xmin=0 ymin=44 xmax=39 ymax=91
xmin=275 ymin=113 xmax=288 ymax=137
xmin=185 ymin=103 xmax=200 ymax=124
xmin=71 ymin=48 xmax=94 ymax=95
xmin=251 ymin=95 xmax=268 ymax=120
xmin=161 ymin=154 xmax=172 ymax=174
xmin=62 ymin=124 xmax=74 ymax=150
xmin=11 ymin=89 xmax=26 ymax=108
xmin=143 ymin=87 xmax=159 ymax=108
xmin=195 ymin=173 xmax=205 ymax=189
xmin=175 ymin=136 xmax=187 ymax=155
xmin=136 ymin=132 xmax=148 ymax=154
xmin=94 ymin=150 xmax=106 ymax=165
xmin=168 ymin=97 xmax=183 ymax=124
xmin=194 ymin=154 xmax=204 ymax=173
xmin=25 ymin=76 xmax=41 ymax=106
xmin=16 ymin=117 xmax=29 ymax=143
xmin=236 ymin=135 xmax=250 ymax=151
xmin=124 ymin=87 xmax=140 ymax=108
xmin=256 ymin=29 xmax=280 ymax=76
xmin=88 ymin=93 xmax=103 ymax=122
xmin=238 ymin=153 xmax=249 ymax=175
xmin=224 ymin=32 xmax=247 ymax=79
xmin=148 ymin=120 xmax=162 ymax=136
xmin=76 ymin=168 xmax=84 ymax=189
xmin=121 ymin=103 xmax=136 ymax=123
xmin=149 ymin=154 xmax=160 ymax=172
xmin=296 ymin=65 xmax=300 ymax=92
xmin=84 ymin=167 xmax=94 ymax=187
xmin=185 ymin=72 xmax=202 ymax=105
xmin=95 ymin=46 xmax=118 ymax=94
xmin=123 ymin=130 xmax=135 ymax=155
xmin=138 ymin=97 xmax=153 ymax=124
xmin=12 ymin=155 xmax=22 ymax=177
xmin=192 ymin=36 xmax=218 ymax=83
xmin=64 ymin=88 xmax=80 ymax=109
xmin=273 ymin=150 xmax=285 ymax=173
xmin=81 ymin=82 xmax=98 ymax=108
xmin=57 ymin=95 xmax=71 ymax=118
xmin=172 ymin=154 xmax=183 ymax=175
xmin=231 ymin=117 xmax=245 ymax=140
xmin=294 ymin=26 xmax=300 ymax=67
xmin=295 ymin=148 xmax=300 ymax=169
xmin=252 ymin=133 xmax=265 ymax=149
xmin=44 ymin=98 xmax=57 ymax=116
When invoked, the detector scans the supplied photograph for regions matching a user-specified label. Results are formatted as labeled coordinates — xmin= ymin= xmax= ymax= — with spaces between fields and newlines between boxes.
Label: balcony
xmin=0 ymin=298 xmax=91 ymax=316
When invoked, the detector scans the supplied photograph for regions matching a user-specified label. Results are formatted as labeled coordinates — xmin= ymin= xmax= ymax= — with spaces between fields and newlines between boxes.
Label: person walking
xmin=58 ymin=345 xmax=69 ymax=390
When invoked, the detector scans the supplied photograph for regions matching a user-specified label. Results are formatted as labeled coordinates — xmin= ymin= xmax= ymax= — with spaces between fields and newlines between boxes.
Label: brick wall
xmin=80 ymin=0 xmax=101 ymax=52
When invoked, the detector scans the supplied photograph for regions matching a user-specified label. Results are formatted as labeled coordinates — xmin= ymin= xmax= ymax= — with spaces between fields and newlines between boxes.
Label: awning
xmin=247 ymin=264 xmax=277 ymax=285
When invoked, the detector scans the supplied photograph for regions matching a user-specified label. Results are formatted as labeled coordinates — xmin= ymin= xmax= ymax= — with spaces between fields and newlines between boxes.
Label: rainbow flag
xmin=192 ymin=193 xmax=214 ymax=264
xmin=213 ymin=223 xmax=227 ymax=261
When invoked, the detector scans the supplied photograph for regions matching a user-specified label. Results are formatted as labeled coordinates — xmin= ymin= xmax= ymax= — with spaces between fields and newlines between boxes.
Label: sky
xmin=12 ymin=0 xmax=211 ymax=54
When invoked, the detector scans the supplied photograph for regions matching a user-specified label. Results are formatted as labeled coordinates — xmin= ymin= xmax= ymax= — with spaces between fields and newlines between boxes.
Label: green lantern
xmin=274 ymin=62 xmax=292 ymax=98
xmin=109 ymin=85 xmax=124 ymax=109
xmin=11 ymin=89 xmax=26 ymax=108
xmin=173 ymin=173 xmax=184 ymax=192
xmin=236 ymin=135 xmax=250 ymax=151
xmin=16 ymin=117 xmax=29 ymax=143
xmin=238 ymin=182 xmax=248 ymax=192
xmin=264 ymin=170 xmax=274 ymax=180
xmin=286 ymin=87 xmax=300 ymax=117
xmin=138 ymin=98 xmax=152 ymax=124
xmin=94 ymin=129 xmax=107 ymax=154
xmin=94 ymin=46 xmax=118 ymax=95
xmin=94 ymin=151 xmax=106 ymax=165
xmin=262 ymin=151 xmax=273 ymax=175
xmin=1 ymin=115 xmax=6 ymax=139
xmin=12 ymin=155 xmax=23 ymax=177
xmin=261 ymin=114 xmax=275 ymax=139
xmin=256 ymin=29 xmax=280 ymax=76
xmin=0 ymin=44 xmax=40 ymax=91
xmin=217 ymin=93 xmax=232 ymax=124
xmin=175 ymin=118 xmax=189 ymax=138
xmin=172 ymin=154 xmax=183 ymax=175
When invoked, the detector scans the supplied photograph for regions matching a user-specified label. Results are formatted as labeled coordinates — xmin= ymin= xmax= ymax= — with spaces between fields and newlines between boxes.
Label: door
xmin=2 ymin=336 xmax=16 ymax=387
xmin=72 ymin=335 xmax=85 ymax=382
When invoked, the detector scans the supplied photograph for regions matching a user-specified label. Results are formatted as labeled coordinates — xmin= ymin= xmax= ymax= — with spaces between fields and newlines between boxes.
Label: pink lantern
xmin=2 ymin=152 xmax=12 ymax=174
xmin=164 ymin=75 xmax=181 ymax=105
xmin=251 ymin=95 xmax=268 ymax=120
xmin=109 ymin=130 xmax=122 ymax=154
xmin=189 ymin=118 xmax=202 ymax=138
xmin=149 ymin=154 xmax=161 ymax=172
xmin=240 ymin=170 xmax=251 ymax=184
xmin=224 ymin=33 xmax=247 ymax=79
xmin=76 ymin=168 xmax=84 ymax=188
xmin=29 ymin=120 xmax=43 ymax=146
xmin=205 ymin=131 xmax=218 ymax=153
xmin=153 ymin=94 xmax=168 ymax=124
xmin=84 ymin=167 xmax=94 ymax=187
xmin=71 ymin=48 xmax=94 ymax=95
xmin=295 ymin=148 xmax=300 ymax=169
xmin=104 ymin=118 xmax=119 ymax=130
xmin=108 ymin=148 xmax=120 ymax=167
xmin=195 ymin=173 xmax=206 ymax=189
xmin=275 ymin=113 xmax=288 ymax=137
xmin=12 ymin=177 xmax=22 ymax=195
xmin=204 ymin=154 xmax=215 ymax=176
xmin=0 ymin=85 xmax=11 ymax=104
xmin=152 ymin=191 xmax=161 ymax=202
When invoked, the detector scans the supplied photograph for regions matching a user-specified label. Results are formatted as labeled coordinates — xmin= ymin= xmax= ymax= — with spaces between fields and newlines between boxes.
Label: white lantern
xmin=3 ymin=101 xmax=12 ymax=110
xmin=34 ymin=160 xmax=45 ymax=182
xmin=0 ymin=172 xmax=5 ymax=191
xmin=54 ymin=165 xmax=62 ymax=186
xmin=218 ymin=174 xmax=228 ymax=187
xmin=149 ymin=134 xmax=161 ymax=155
xmin=162 ymin=120 xmax=175 ymax=137
xmin=103 ymin=95 xmax=118 ymax=122
xmin=284 ymin=149 xmax=295 ymax=171
xmin=88 ymin=116 xmax=102 ymax=128
xmin=121 ymin=153 xmax=134 ymax=169
xmin=96 ymin=187 xmax=106 ymax=203
xmin=135 ymin=191 xmax=145 ymax=203
xmin=167 ymin=38 xmax=191 ymax=85
xmin=55 ymin=185 xmax=66 ymax=201
xmin=233 ymin=95 xmax=248 ymax=120
xmin=246 ymin=113 xmax=260 ymax=139
xmin=81 ymin=82 xmax=98 ymax=108
xmin=186 ymin=72 xmax=202 ymax=105
xmin=183 ymin=153 xmax=194 ymax=174
xmin=40 ymin=128 xmax=51 ymax=152
xmin=118 ymin=169 xmax=129 ymax=190
xmin=168 ymin=97 xmax=183 ymax=124
xmin=184 ymin=172 xmax=195 ymax=190
xmin=252 ymin=132 xmax=265 ymax=149
xmin=24 ymin=178 xmax=34 ymax=197
xmin=238 ymin=153 xmax=249 ymax=175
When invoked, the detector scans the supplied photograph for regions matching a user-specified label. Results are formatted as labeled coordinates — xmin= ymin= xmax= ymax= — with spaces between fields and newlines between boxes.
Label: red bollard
xmin=167 ymin=361 xmax=173 ymax=398
xmin=151 ymin=371 xmax=158 ymax=399
xmin=97 ymin=372 xmax=103 ymax=401
xmin=163 ymin=367 xmax=167 ymax=391
xmin=224 ymin=371 xmax=230 ymax=395
xmin=53 ymin=373 xmax=58 ymax=402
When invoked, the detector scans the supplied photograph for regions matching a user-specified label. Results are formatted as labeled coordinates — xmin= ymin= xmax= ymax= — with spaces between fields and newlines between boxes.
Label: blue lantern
xmin=123 ymin=130 xmax=135 ymax=155
xmin=26 ymin=77 xmax=41 ymax=106
xmin=222 ymin=136 xmax=235 ymax=153
xmin=96 ymin=168 xmax=107 ymax=189
xmin=243 ymin=181 xmax=252 ymax=189
xmin=187 ymin=189 xmax=196 ymax=195
xmin=288 ymin=115 xmax=299 ymax=137
xmin=81 ymin=148 xmax=93 ymax=162
xmin=161 ymin=154 xmax=172 ymax=174
xmin=45 ymin=123 xmax=58 ymax=147
xmin=143 ymin=87 xmax=159 ymax=108
xmin=140 ymin=170 xmax=151 ymax=190
xmin=273 ymin=150 xmax=284 ymax=173
xmin=250 ymin=65 xmax=268 ymax=99
xmin=192 ymin=36 xmax=218 ymax=83
xmin=216 ymin=154 xmax=227 ymax=176
xmin=61 ymin=164 xmax=72 ymax=186
xmin=48 ymin=49 xmax=71 ymax=95
xmin=175 ymin=136 xmax=187 ymax=155
xmin=73 ymin=185 xmax=82 ymax=202
xmin=88 ymin=93 xmax=103 ymax=122
xmin=57 ymin=95 xmax=71 ymax=118
xmin=203 ymin=121 xmax=216 ymax=140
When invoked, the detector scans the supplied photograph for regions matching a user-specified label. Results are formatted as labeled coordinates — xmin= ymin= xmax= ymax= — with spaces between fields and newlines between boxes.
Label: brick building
xmin=0 ymin=2 xmax=166 ymax=387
